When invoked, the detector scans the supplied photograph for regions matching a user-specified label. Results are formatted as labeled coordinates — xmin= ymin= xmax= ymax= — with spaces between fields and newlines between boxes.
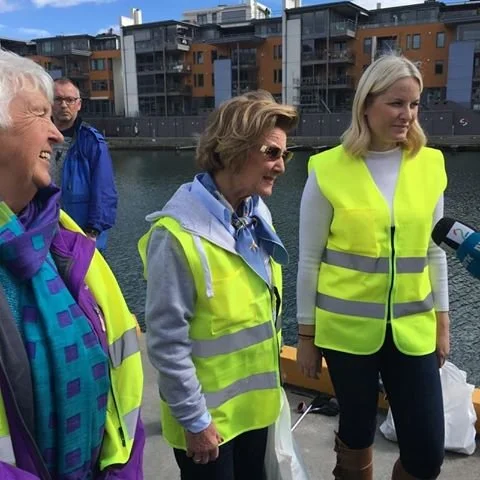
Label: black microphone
xmin=432 ymin=217 xmax=480 ymax=280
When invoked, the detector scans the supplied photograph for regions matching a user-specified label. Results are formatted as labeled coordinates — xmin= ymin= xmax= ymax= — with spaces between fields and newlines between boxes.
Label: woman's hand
xmin=436 ymin=311 xmax=450 ymax=368
xmin=296 ymin=330 xmax=322 ymax=379
xmin=185 ymin=422 xmax=223 ymax=465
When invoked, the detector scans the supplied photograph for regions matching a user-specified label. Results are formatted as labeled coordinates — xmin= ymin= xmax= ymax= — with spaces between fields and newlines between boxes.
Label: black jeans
xmin=323 ymin=326 xmax=444 ymax=479
xmin=173 ymin=427 xmax=268 ymax=480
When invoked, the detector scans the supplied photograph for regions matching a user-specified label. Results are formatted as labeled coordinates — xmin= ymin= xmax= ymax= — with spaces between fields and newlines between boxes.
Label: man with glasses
xmin=51 ymin=78 xmax=117 ymax=252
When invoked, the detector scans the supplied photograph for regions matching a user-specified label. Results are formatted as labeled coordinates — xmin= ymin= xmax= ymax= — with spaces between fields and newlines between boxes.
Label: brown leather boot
xmin=391 ymin=459 xmax=418 ymax=479
xmin=332 ymin=433 xmax=373 ymax=479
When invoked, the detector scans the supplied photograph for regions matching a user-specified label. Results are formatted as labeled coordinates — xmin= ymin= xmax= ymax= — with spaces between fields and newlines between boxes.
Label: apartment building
xmin=189 ymin=17 xmax=283 ymax=113
xmin=283 ymin=1 xmax=367 ymax=112
xmin=117 ymin=0 xmax=480 ymax=117
xmin=120 ymin=20 xmax=195 ymax=116
xmin=183 ymin=0 xmax=272 ymax=26
xmin=441 ymin=1 xmax=480 ymax=110
xmin=33 ymin=33 xmax=122 ymax=115
xmin=354 ymin=2 xmax=451 ymax=107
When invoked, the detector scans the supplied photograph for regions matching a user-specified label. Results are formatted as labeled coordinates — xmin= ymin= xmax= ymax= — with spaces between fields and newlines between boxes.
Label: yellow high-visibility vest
xmin=139 ymin=216 xmax=282 ymax=449
xmin=308 ymin=145 xmax=447 ymax=355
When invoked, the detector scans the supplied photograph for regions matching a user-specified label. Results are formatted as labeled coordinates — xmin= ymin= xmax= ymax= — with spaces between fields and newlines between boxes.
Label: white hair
xmin=0 ymin=49 xmax=54 ymax=129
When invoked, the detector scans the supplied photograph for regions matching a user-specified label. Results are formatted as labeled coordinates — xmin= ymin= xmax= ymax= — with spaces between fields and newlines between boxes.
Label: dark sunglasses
xmin=259 ymin=144 xmax=294 ymax=163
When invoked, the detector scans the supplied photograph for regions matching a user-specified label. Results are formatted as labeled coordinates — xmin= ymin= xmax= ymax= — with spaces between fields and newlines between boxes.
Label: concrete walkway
xmin=139 ymin=337 xmax=480 ymax=479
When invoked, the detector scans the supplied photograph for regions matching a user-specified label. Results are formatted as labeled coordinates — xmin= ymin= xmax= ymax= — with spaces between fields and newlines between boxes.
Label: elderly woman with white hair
xmin=0 ymin=49 xmax=144 ymax=478
xmin=296 ymin=54 xmax=449 ymax=480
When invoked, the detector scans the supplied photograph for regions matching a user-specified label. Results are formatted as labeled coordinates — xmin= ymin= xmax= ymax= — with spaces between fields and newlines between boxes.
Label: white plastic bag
xmin=380 ymin=361 xmax=477 ymax=455
xmin=264 ymin=388 xmax=310 ymax=480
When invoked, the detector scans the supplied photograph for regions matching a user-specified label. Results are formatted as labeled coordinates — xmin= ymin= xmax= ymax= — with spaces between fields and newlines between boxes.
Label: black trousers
xmin=323 ymin=326 xmax=445 ymax=479
xmin=173 ymin=427 xmax=268 ymax=480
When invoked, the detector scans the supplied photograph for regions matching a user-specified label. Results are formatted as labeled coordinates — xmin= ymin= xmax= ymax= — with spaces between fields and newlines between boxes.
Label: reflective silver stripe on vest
xmin=0 ymin=434 xmax=15 ymax=464
xmin=317 ymin=292 xmax=434 ymax=319
xmin=192 ymin=321 xmax=274 ymax=358
xmin=323 ymin=248 xmax=389 ymax=273
xmin=323 ymin=249 xmax=427 ymax=274
xmin=123 ymin=406 xmax=140 ymax=440
xmin=396 ymin=257 xmax=427 ymax=274
xmin=205 ymin=372 xmax=278 ymax=410
xmin=193 ymin=235 xmax=214 ymax=298
xmin=317 ymin=293 xmax=385 ymax=319
xmin=109 ymin=327 xmax=140 ymax=368
xmin=393 ymin=293 xmax=434 ymax=318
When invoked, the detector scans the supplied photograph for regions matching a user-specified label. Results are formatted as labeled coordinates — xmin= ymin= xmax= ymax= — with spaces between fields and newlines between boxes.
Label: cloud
xmin=17 ymin=27 xmax=52 ymax=37
xmin=32 ymin=0 xmax=116 ymax=7
xmin=97 ymin=24 xmax=120 ymax=35
xmin=0 ymin=0 xmax=19 ymax=13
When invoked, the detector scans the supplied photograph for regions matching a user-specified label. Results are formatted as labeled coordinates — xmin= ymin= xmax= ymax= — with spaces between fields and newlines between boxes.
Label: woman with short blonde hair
xmin=196 ymin=90 xmax=298 ymax=173
xmin=140 ymin=91 xmax=298 ymax=479
xmin=296 ymin=54 xmax=449 ymax=479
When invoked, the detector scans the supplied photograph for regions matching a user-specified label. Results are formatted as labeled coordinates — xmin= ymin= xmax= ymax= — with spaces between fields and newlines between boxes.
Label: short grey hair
xmin=0 ymin=49 xmax=54 ymax=129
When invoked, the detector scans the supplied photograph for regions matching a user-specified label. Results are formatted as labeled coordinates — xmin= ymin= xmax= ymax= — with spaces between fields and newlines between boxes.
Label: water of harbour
xmin=105 ymin=150 xmax=480 ymax=386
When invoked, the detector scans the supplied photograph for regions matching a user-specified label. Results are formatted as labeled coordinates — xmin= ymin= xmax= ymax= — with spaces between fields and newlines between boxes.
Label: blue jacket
xmin=61 ymin=121 xmax=117 ymax=251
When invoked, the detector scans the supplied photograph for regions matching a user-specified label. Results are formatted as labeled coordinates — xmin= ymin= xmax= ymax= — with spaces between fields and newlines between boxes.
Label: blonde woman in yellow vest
xmin=296 ymin=54 xmax=449 ymax=480
xmin=0 ymin=50 xmax=144 ymax=479
xmin=138 ymin=91 xmax=298 ymax=480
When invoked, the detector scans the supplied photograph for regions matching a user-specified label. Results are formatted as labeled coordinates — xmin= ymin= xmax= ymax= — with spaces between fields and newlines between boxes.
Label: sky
xmin=0 ymin=0 xmax=459 ymax=41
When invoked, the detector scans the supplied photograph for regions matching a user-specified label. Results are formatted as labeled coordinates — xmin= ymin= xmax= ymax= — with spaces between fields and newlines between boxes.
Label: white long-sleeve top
xmin=296 ymin=147 xmax=449 ymax=326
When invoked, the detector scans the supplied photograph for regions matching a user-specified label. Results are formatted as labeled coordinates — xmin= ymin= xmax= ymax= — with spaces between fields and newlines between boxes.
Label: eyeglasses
xmin=53 ymin=97 xmax=80 ymax=106
xmin=259 ymin=144 xmax=294 ymax=163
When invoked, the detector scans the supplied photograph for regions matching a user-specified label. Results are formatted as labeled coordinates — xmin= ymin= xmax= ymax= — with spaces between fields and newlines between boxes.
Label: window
xmin=194 ymin=51 xmax=204 ymax=64
xmin=194 ymin=73 xmax=204 ymax=87
xmin=274 ymin=69 xmax=282 ymax=84
xmin=212 ymin=12 xmax=217 ymax=23
xmin=197 ymin=14 xmax=208 ymax=25
xmin=406 ymin=34 xmax=411 ymax=50
xmin=273 ymin=44 xmax=282 ymax=60
xmin=435 ymin=60 xmax=444 ymax=75
xmin=90 ymin=59 xmax=105 ymax=71
xmin=91 ymin=80 xmax=108 ymax=91
xmin=412 ymin=34 xmax=421 ymax=49
xmin=211 ymin=50 xmax=217 ymax=63
xmin=436 ymin=32 xmax=445 ymax=48
xmin=363 ymin=37 xmax=372 ymax=54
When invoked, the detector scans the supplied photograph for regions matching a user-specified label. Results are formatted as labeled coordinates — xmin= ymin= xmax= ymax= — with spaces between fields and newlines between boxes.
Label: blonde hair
xmin=196 ymin=90 xmax=298 ymax=173
xmin=341 ymin=54 xmax=426 ymax=158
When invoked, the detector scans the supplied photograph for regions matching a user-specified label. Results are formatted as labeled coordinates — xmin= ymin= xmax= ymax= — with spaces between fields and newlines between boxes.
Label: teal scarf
xmin=0 ymin=195 xmax=109 ymax=479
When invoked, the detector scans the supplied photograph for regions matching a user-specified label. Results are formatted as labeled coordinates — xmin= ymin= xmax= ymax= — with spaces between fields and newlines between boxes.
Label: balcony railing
xmin=232 ymin=81 xmax=257 ymax=94
xmin=301 ymin=75 xmax=353 ymax=88
xmin=441 ymin=10 xmax=480 ymax=25
xmin=302 ymin=50 xmax=355 ymax=63
xmin=66 ymin=68 xmax=89 ymax=78
xmin=137 ymin=62 xmax=192 ymax=74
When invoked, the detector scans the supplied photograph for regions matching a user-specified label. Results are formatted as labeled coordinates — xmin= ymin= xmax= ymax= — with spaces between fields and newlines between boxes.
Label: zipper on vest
xmin=386 ymin=226 xmax=396 ymax=322
xmin=110 ymin=384 xmax=127 ymax=447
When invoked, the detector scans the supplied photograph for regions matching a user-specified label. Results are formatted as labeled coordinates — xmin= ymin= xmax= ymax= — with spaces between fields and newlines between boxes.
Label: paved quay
xmin=139 ymin=337 xmax=480 ymax=480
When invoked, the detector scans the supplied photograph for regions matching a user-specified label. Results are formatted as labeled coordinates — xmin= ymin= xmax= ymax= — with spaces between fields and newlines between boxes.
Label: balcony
xmin=232 ymin=81 xmax=257 ymax=95
xmin=301 ymin=75 xmax=353 ymax=89
xmin=137 ymin=62 xmax=192 ymax=75
xmin=231 ymin=55 xmax=257 ymax=68
xmin=167 ymin=84 xmax=192 ymax=95
xmin=302 ymin=50 xmax=355 ymax=65
xmin=66 ymin=68 xmax=89 ymax=79
xmin=441 ymin=9 xmax=480 ymax=25
xmin=137 ymin=84 xmax=192 ymax=96
xmin=207 ymin=33 xmax=265 ymax=46
xmin=330 ymin=20 xmax=356 ymax=38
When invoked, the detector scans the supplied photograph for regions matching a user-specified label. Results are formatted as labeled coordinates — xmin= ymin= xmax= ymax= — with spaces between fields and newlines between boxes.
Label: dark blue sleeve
xmin=84 ymin=130 xmax=118 ymax=232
